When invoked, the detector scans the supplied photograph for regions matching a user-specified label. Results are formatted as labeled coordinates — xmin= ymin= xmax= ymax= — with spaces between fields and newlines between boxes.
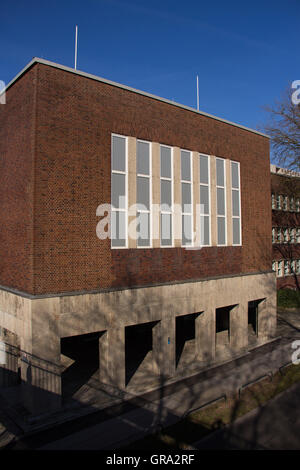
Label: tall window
xmin=231 ymin=161 xmax=241 ymax=245
xmin=290 ymin=197 xmax=294 ymax=211
xmin=276 ymin=195 xmax=281 ymax=210
xmin=111 ymin=134 xmax=127 ymax=248
xmin=216 ymin=158 xmax=226 ymax=245
xmin=160 ymin=145 xmax=173 ymax=247
xmin=283 ymin=196 xmax=288 ymax=211
xmin=297 ymin=228 xmax=300 ymax=243
xmin=272 ymin=194 xmax=275 ymax=209
xmin=277 ymin=261 xmax=283 ymax=277
xmin=296 ymin=198 xmax=300 ymax=212
xmin=283 ymin=228 xmax=288 ymax=243
xmin=199 ymin=154 xmax=210 ymax=246
xmin=296 ymin=260 xmax=300 ymax=274
xmin=272 ymin=227 xmax=276 ymax=244
xmin=181 ymin=150 xmax=193 ymax=246
xmin=284 ymin=260 xmax=289 ymax=276
xmin=289 ymin=228 xmax=295 ymax=243
xmin=137 ymin=140 xmax=151 ymax=247
xmin=276 ymin=228 xmax=281 ymax=243
xmin=272 ymin=261 xmax=276 ymax=272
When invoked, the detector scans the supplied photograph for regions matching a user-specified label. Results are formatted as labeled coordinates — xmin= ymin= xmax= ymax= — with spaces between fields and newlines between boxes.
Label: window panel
xmin=161 ymin=179 xmax=172 ymax=209
xmin=216 ymin=159 xmax=225 ymax=186
xmin=200 ymin=185 xmax=209 ymax=214
xmin=182 ymin=214 xmax=192 ymax=246
xmin=217 ymin=187 xmax=225 ymax=215
xmin=137 ymin=212 xmax=150 ymax=247
xmin=161 ymin=213 xmax=172 ymax=246
xmin=232 ymin=190 xmax=240 ymax=217
xmin=181 ymin=150 xmax=191 ymax=181
xmin=137 ymin=141 xmax=150 ymax=175
xmin=111 ymin=173 xmax=126 ymax=209
xmin=231 ymin=161 xmax=239 ymax=189
xmin=160 ymin=146 xmax=172 ymax=178
xmin=181 ymin=182 xmax=192 ymax=211
xmin=111 ymin=211 xmax=126 ymax=247
xmin=217 ymin=217 xmax=226 ymax=245
xmin=201 ymin=215 xmax=210 ymax=246
xmin=112 ymin=135 xmax=126 ymax=172
xmin=137 ymin=176 xmax=150 ymax=210
xmin=200 ymin=155 xmax=209 ymax=184
xmin=232 ymin=218 xmax=241 ymax=245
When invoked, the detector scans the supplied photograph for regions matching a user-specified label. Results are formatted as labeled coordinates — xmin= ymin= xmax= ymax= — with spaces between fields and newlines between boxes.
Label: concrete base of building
xmin=0 ymin=271 xmax=277 ymax=417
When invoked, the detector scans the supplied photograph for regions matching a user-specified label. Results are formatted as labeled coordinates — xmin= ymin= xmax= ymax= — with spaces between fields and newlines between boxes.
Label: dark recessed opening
xmin=125 ymin=321 xmax=158 ymax=386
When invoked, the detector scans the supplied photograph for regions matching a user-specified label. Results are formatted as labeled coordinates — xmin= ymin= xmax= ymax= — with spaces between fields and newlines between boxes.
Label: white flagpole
xmin=75 ymin=25 xmax=78 ymax=70
xmin=197 ymin=75 xmax=199 ymax=111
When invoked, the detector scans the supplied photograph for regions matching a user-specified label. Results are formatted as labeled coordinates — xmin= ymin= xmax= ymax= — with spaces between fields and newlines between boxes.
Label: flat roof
xmin=2 ymin=57 xmax=269 ymax=139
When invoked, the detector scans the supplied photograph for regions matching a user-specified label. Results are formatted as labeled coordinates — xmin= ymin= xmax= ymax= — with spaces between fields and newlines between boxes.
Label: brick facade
xmin=271 ymin=171 xmax=300 ymax=290
xmin=0 ymin=61 xmax=272 ymax=296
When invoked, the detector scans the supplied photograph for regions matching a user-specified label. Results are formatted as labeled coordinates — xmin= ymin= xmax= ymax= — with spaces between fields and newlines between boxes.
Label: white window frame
xmin=199 ymin=153 xmax=211 ymax=246
xmin=284 ymin=260 xmax=290 ymax=276
xmin=276 ymin=194 xmax=281 ymax=210
xmin=231 ymin=160 xmax=242 ymax=246
xmin=297 ymin=228 xmax=300 ymax=244
xmin=283 ymin=195 xmax=288 ymax=211
xmin=136 ymin=139 xmax=152 ymax=248
xmin=272 ymin=227 xmax=276 ymax=244
xmin=111 ymin=133 xmax=128 ymax=249
xmin=277 ymin=260 xmax=283 ymax=277
xmin=272 ymin=194 xmax=276 ymax=210
xmin=181 ymin=149 xmax=193 ymax=247
xmin=296 ymin=259 xmax=300 ymax=275
xmin=276 ymin=228 xmax=281 ymax=243
xmin=160 ymin=144 xmax=174 ymax=248
xmin=216 ymin=157 xmax=227 ymax=246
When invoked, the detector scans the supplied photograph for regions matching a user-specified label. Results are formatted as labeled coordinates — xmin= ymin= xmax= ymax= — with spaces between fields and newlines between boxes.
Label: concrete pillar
xmin=152 ymin=315 xmax=175 ymax=379
xmin=229 ymin=303 xmax=248 ymax=351
xmin=257 ymin=298 xmax=276 ymax=341
xmin=196 ymin=309 xmax=215 ymax=364
xmin=21 ymin=301 xmax=62 ymax=416
xmin=99 ymin=327 xmax=126 ymax=389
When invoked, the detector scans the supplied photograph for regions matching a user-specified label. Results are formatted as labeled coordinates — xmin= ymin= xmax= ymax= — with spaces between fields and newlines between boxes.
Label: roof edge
xmin=2 ymin=57 xmax=270 ymax=139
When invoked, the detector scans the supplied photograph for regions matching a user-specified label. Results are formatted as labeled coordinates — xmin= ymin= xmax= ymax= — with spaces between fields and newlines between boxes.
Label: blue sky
xmin=1 ymin=0 xmax=300 ymax=146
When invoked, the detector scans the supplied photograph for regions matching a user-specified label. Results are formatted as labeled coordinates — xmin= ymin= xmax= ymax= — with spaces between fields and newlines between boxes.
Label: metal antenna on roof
xmin=74 ymin=25 xmax=78 ymax=70
xmin=196 ymin=75 xmax=199 ymax=111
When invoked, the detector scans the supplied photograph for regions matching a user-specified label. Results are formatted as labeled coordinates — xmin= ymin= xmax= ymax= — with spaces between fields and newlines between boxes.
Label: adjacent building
xmin=271 ymin=165 xmax=300 ymax=289
xmin=0 ymin=58 xmax=276 ymax=417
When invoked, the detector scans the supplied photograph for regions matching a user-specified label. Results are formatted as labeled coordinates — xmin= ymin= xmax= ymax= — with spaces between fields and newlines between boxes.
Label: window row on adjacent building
xmin=271 ymin=193 xmax=300 ymax=212
xmin=111 ymin=134 xmax=242 ymax=249
xmin=272 ymin=259 xmax=300 ymax=277
xmin=272 ymin=227 xmax=300 ymax=244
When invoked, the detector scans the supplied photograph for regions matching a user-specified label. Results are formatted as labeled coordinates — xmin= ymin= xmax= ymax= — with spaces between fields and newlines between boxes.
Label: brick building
xmin=0 ymin=58 xmax=276 ymax=417
xmin=271 ymin=165 xmax=300 ymax=290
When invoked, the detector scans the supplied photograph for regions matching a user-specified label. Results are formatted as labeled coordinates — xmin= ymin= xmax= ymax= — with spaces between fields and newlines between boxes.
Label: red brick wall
xmin=1 ymin=63 xmax=273 ymax=295
xmin=0 ymin=68 xmax=36 ymax=293
xmin=271 ymin=172 xmax=300 ymax=290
